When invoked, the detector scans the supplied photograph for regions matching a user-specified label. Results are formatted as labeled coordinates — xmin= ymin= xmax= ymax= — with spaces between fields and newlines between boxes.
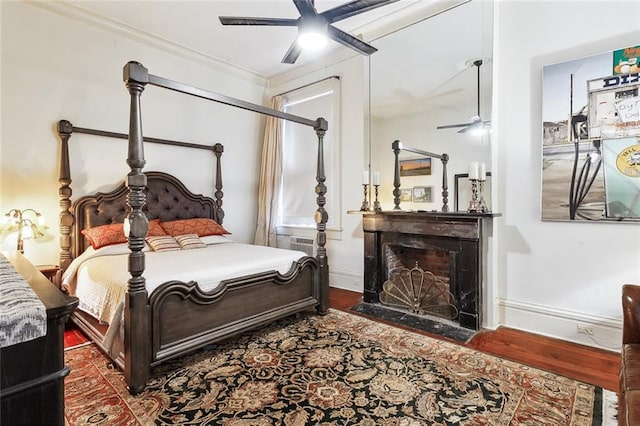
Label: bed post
xmin=123 ymin=61 xmax=151 ymax=394
xmin=213 ymin=143 xmax=225 ymax=224
xmin=392 ymin=140 xmax=401 ymax=210
xmin=314 ymin=118 xmax=330 ymax=315
xmin=57 ymin=120 xmax=74 ymax=271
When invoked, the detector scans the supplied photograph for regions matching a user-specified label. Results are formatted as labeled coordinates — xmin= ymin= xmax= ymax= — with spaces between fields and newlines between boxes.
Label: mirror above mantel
xmin=366 ymin=0 xmax=494 ymax=213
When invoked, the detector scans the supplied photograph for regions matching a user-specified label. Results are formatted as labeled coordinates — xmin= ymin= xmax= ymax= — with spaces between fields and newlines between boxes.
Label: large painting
xmin=541 ymin=45 xmax=640 ymax=222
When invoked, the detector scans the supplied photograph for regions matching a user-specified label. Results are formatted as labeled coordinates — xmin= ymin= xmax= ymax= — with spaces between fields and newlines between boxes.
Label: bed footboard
xmin=148 ymin=257 xmax=321 ymax=363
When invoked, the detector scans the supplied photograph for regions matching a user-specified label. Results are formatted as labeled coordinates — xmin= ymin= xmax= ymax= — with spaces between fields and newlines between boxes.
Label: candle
xmin=362 ymin=170 xmax=369 ymax=185
xmin=468 ymin=161 xmax=479 ymax=180
xmin=478 ymin=163 xmax=486 ymax=181
xmin=372 ymin=171 xmax=380 ymax=185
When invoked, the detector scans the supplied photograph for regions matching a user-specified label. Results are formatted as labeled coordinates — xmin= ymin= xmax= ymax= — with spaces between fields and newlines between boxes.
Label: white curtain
xmin=254 ymin=96 xmax=284 ymax=246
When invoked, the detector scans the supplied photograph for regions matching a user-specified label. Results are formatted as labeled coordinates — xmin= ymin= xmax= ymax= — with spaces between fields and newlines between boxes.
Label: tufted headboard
xmin=70 ymin=171 xmax=221 ymax=259
xmin=57 ymin=120 xmax=225 ymax=270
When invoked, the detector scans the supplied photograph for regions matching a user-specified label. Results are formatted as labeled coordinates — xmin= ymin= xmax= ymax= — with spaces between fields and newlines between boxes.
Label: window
xmin=278 ymin=78 xmax=340 ymax=233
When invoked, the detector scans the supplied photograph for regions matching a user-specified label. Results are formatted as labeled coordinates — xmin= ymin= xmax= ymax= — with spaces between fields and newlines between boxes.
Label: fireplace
xmin=357 ymin=211 xmax=498 ymax=338
xmin=380 ymin=244 xmax=456 ymax=320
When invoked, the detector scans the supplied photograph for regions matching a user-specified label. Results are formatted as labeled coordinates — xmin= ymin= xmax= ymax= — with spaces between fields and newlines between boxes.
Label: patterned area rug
xmin=65 ymin=309 xmax=603 ymax=425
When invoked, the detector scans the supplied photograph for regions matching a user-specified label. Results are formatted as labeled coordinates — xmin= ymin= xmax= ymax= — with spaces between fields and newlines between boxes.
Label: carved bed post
xmin=392 ymin=140 xmax=401 ymax=210
xmin=57 ymin=120 xmax=74 ymax=271
xmin=123 ymin=61 xmax=151 ymax=394
xmin=441 ymin=153 xmax=449 ymax=212
xmin=314 ymin=117 xmax=330 ymax=315
xmin=213 ymin=143 xmax=225 ymax=224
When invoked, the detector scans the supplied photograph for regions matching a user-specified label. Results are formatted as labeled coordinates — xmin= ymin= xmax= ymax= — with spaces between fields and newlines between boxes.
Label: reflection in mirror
xmin=368 ymin=0 xmax=493 ymax=212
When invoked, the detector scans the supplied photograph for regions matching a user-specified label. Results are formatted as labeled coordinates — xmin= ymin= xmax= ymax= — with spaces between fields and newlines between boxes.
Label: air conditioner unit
xmin=289 ymin=236 xmax=316 ymax=257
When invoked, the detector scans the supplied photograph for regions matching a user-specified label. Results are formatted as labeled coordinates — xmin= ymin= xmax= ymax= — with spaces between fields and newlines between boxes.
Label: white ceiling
xmin=65 ymin=0 xmax=475 ymax=77
xmin=61 ymin=0 xmax=491 ymax=119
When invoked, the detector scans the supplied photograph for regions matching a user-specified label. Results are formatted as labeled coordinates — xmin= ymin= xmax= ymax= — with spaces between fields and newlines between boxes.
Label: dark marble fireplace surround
xmin=359 ymin=211 xmax=498 ymax=339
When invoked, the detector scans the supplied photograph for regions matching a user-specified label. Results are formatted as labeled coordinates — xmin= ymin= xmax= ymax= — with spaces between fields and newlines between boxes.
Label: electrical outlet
xmin=577 ymin=325 xmax=594 ymax=335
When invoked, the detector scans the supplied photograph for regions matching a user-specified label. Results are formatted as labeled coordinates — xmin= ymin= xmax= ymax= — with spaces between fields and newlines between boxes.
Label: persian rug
xmin=65 ymin=309 xmax=604 ymax=425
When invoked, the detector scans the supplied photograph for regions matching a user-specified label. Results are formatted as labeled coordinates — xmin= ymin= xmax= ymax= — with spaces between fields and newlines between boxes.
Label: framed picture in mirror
xmin=399 ymin=188 xmax=412 ymax=203
xmin=412 ymin=186 xmax=433 ymax=203
xmin=400 ymin=158 xmax=431 ymax=176
xmin=454 ymin=173 xmax=492 ymax=212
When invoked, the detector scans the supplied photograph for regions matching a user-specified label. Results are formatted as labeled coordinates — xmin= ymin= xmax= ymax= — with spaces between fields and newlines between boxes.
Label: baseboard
xmin=498 ymin=298 xmax=622 ymax=352
xmin=329 ymin=269 xmax=363 ymax=293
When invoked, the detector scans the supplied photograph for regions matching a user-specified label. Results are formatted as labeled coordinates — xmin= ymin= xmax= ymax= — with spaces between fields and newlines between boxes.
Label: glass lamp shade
xmin=21 ymin=223 xmax=34 ymax=239
xmin=31 ymin=223 xmax=45 ymax=239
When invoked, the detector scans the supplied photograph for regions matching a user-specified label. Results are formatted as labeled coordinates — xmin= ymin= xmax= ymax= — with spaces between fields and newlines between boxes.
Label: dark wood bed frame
xmin=58 ymin=61 xmax=330 ymax=394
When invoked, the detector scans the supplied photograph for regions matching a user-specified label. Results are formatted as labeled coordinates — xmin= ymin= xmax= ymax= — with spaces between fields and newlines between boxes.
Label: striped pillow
xmin=175 ymin=234 xmax=206 ymax=250
xmin=146 ymin=235 xmax=181 ymax=252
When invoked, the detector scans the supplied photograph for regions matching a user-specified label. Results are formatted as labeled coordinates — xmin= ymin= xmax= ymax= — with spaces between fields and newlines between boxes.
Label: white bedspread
xmin=62 ymin=237 xmax=306 ymax=353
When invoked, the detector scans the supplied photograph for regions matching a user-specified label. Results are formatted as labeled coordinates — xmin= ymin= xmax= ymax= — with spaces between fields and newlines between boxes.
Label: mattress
xmin=62 ymin=236 xmax=306 ymax=353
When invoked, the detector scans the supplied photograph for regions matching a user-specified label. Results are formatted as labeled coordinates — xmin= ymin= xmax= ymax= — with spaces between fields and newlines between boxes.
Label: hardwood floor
xmin=329 ymin=287 xmax=620 ymax=392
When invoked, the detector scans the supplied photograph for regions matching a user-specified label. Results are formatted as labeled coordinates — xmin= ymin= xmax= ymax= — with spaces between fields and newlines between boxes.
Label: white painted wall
xmin=0 ymin=2 xmax=267 ymax=265
xmin=493 ymin=0 xmax=640 ymax=349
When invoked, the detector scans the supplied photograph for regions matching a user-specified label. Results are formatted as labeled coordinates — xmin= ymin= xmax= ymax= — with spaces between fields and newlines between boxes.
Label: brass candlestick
xmin=468 ymin=179 xmax=481 ymax=213
xmin=478 ymin=179 xmax=489 ymax=213
xmin=373 ymin=185 xmax=381 ymax=212
xmin=360 ymin=184 xmax=370 ymax=211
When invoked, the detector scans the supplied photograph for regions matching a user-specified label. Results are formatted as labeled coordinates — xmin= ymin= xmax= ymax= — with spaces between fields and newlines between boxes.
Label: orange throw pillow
xmin=82 ymin=219 xmax=167 ymax=249
xmin=147 ymin=219 xmax=168 ymax=237
xmin=81 ymin=223 xmax=127 ymax=249
xmin=160 ymin=218 xmax=230 ymax=237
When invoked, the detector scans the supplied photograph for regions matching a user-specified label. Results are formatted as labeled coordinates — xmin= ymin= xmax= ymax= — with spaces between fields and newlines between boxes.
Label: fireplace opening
xmin=380 ymin=245 xmax=458 ymax=321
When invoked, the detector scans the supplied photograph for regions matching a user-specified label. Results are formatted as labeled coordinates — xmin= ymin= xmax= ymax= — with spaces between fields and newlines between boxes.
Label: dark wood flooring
xmin=330 ymin=287 xmax=620 ymax=392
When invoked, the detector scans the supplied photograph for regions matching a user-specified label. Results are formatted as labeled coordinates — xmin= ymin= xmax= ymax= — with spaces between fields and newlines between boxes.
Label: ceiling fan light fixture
xmin=297 ymin=18 xmax=328 ymax=50
xmin=219 ymin=0 xmax=399 ymax=64
xmin=468 ymin=122 xmax=489 ymax=136
xmin=297 ymin=30 xmax=327 ymax=50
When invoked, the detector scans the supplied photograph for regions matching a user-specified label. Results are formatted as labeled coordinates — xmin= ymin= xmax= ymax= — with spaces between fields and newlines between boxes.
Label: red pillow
xmin=82 ymin=219 xmax=167 ymax=249
xmin=147 ymin=219 xmax=168 ymax=237
xmin=160 ymin=218 xmax=230 ymax=237
xmin=81 ymin=223 xmax=127 ymax=249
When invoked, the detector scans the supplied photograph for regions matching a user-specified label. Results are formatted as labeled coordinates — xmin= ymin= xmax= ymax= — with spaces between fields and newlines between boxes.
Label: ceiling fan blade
xmin=282 ymin=39 xmax=303 ymax=64
xmin=327 ymin=26 xmax=377 ymax=55
xmin=436 ymin=122 xmax=472 ymax=130
xmin=458 ymin=121 xmax=489 ymax=134
xmin=322 ymin=0 xmax=400 ymax=23
xmin=219 ymin=16 xmax=298 ymax=26
xmin=293 ymin=0 xmax=317 ymax=17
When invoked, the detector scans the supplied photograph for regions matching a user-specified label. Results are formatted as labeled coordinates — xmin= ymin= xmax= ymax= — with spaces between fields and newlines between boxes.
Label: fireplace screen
xmin=380 ymin=245 xmax=458 ymax=320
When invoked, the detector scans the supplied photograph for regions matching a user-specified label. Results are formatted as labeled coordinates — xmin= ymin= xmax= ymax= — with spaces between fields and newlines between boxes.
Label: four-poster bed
xmin=58 ymin=61 xmax=329 ymax=394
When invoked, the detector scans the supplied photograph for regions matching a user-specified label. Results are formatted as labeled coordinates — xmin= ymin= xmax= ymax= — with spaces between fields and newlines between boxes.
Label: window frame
xmin=276 ymin=77 xmax=342 ymax=239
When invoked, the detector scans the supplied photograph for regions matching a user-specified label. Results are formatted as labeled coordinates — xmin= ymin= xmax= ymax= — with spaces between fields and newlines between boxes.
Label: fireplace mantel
xmin=362 ymin=211 xmax=500 ymax=332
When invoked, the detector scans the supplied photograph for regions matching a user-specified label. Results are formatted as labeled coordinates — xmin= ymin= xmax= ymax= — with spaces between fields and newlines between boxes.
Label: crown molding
xmin=28 ymin=1 xmax=267 ymax=86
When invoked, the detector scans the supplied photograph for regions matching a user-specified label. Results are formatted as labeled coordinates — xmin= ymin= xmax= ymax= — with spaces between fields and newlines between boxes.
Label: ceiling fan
xmin=219 ymin=0 xmax=399 ymax=64
xmin=436 ymin=59 xmax=491 ymax=134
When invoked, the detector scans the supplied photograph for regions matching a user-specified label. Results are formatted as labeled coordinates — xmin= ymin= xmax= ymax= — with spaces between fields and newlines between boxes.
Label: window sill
xmin=276 ymin=225 xmax=342 ymax=241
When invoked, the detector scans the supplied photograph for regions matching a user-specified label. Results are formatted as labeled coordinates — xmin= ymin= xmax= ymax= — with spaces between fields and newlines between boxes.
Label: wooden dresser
xmin=0 ymin=251 xmax=78 ymax=426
